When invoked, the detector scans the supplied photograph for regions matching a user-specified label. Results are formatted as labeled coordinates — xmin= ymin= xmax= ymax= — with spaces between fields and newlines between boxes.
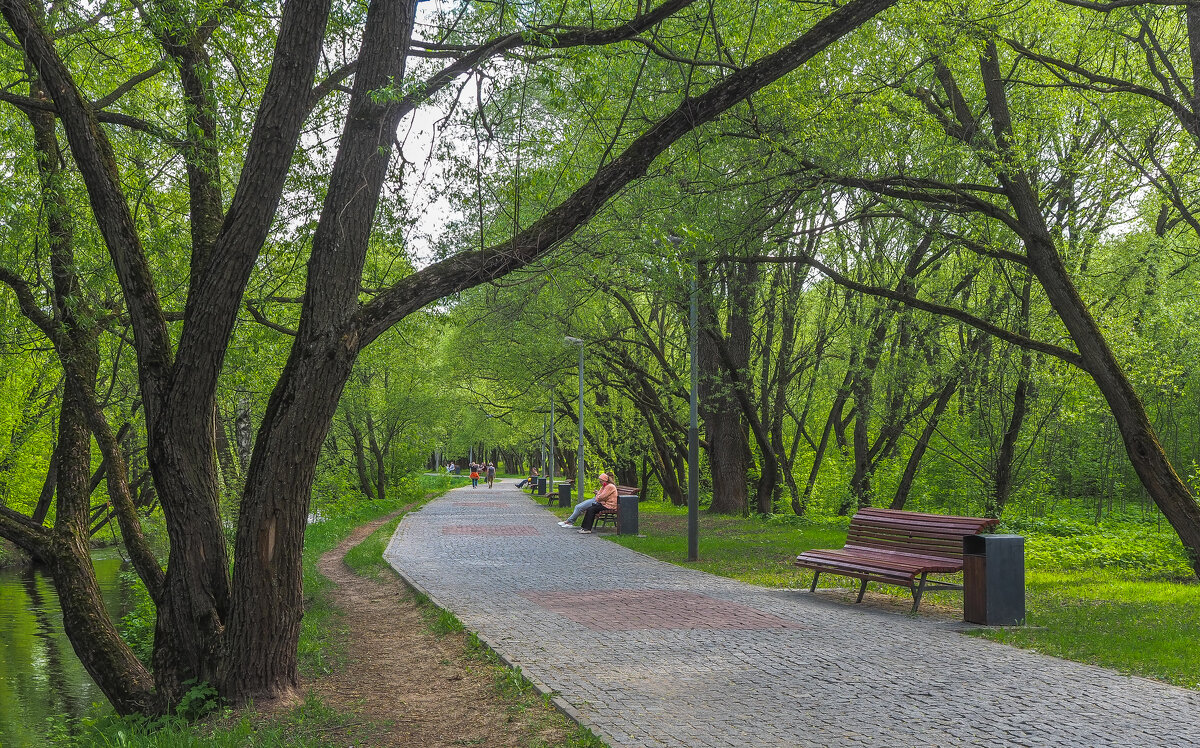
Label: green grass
xmin=52 ymin=695 xmax=363 ymax=747
xmin=969 ymin=571 xmax=1200 ymax=688
xmin=342 ymin=513 xmax=405 ymax=580
xmin=602 ymin=500 xmax=1200 ymax=690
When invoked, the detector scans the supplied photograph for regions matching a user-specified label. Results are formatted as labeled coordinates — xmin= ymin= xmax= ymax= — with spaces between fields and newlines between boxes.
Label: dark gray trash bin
xmin=963 ymin=534 xmax=1025 ymax=625
xmin=617 ymin=493 xmax=638 ymax=535
xmin=558 ymin=483 xmax=572 ymax=507
xmin=535 ymin=477 xmax=548 ymax=496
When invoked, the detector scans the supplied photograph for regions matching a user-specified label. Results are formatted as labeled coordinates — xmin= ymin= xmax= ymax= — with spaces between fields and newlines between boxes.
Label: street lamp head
xmin=564 ymin=336 xmax=584 ymax=345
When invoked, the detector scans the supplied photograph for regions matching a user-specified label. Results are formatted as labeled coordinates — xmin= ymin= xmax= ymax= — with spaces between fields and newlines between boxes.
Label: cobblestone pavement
xmin=384 ymin=483 xmax=1200 ymax=747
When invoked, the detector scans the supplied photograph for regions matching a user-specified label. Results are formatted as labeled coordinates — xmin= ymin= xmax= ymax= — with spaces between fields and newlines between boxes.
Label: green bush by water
xmin=50 ymin=696 xmax=355 ymax=747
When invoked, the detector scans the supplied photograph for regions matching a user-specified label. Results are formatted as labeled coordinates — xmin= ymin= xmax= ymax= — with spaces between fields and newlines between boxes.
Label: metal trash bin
xmin=963 ymin=534 xmax=1025 ymax=625
xmin=617 ymin=493 xmax=639 ymax=535
xmin=535 ymin=477 xmax=548 ymax=496
xmin=557 ymin=483 xmax=573 ymax=507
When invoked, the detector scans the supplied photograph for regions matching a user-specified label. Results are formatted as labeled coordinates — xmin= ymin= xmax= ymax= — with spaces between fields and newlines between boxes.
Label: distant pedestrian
xmin=470 ymin=465 xmax=480 ymax=488
xmin=486 ymin=462 xmax=496 ymax=487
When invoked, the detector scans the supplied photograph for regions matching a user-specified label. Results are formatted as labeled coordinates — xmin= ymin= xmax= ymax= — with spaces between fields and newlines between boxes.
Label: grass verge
xmin=51 ymin=695 xmax=364 ymax=747
xmin=604 ymin=501 xmax=1200 ymax=690
xmin=405 ymin=589 xmax=607 ymax=748
xmin=342 ymin=505 xmax=608 ymax=748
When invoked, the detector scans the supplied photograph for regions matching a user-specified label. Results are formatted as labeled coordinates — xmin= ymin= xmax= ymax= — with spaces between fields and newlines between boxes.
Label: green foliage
xmin=1000 ymin=516 xmax=1193 ymax=579
xmin=175 ymin=680 xmax=221 ymax=722
xmin=49 ymin=695 xmax=354 ymax=747
xmin=119 ymin=573 xmax=156 ymax=667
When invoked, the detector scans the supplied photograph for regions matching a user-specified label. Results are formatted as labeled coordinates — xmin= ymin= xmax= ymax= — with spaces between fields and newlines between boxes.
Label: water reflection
xmin=0 ymin=550 xmax=130 ymax=747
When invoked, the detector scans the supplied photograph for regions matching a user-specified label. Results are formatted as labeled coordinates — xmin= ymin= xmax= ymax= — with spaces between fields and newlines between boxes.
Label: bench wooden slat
xmin=795 ymin=507 xmax=997 ymax=612
xmin=801 ymin=548 xmax=957 ymax=573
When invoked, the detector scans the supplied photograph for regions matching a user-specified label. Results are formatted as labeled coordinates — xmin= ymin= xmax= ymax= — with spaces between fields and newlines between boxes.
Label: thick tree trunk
xmin=221 ymin=0 xmax=419 ymax=703
xmin=23 ymin=56 xmax=161 ymax=712
xmin=980 ymin=43 xmax=1200 ymax=571
xmin=699 ymin=267 xmax=751 ymax=515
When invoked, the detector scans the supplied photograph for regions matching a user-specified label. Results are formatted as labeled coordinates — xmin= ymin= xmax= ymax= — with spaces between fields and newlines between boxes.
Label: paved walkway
xmin=385 ymin=483 xmax=1200 ymax=747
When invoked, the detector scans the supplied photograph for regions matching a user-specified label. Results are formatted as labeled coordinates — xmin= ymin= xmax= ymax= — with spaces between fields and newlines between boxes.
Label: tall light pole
xmin=548 ymin=393 xmax=555 ymax=491
xmin=670 ymin=233 xmax=699 ymax=562
xmin=688 ymin=258 xmax=699 ymax=561
xmin=565 ymin=336 xmax=586 ymax=503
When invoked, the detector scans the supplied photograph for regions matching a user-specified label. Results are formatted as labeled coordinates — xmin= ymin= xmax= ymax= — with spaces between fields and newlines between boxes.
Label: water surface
xmin=0 ymin=550 xmax=130 ymax=747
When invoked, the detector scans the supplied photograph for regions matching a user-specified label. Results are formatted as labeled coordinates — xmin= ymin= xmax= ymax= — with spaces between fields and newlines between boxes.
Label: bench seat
xmin=795 ymin=507 xmax=997 ymax=612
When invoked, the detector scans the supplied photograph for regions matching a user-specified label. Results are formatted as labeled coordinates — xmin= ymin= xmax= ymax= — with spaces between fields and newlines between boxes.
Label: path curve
xmin=385 ymin=482 xmax=1200 ymax=747
xmin=309 ymin=503 xmax=567 ymax=747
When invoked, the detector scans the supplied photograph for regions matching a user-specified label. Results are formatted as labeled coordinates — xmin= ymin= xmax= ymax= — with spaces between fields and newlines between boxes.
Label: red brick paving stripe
xmin=450 ymin=502 xmax=512 ymax=507
xmin=441 ymin=525 xmax=540 ymax=536
xmin=522 ymin=589 xmax=802 ymax=630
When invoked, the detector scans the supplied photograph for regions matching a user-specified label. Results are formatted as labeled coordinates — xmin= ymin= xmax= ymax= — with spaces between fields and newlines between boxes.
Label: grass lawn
xmin=591 ymin=500 xmax=1200 ymax=691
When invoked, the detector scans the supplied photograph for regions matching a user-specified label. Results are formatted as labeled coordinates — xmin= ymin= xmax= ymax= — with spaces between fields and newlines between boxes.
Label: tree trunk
xmin=980 ymin=42 xmax=1200 ymax=571
xmin=220 ymin=0 xmax=419 ymax=703
xmin=698 ymin=266 xmax=750 ymax=515
xmin=988 ymin=274 xmax=1033 ymax=518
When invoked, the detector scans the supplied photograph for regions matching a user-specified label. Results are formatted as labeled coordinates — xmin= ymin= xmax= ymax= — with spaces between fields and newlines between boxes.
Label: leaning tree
xmin=0 ymin=0 xmax=898 ymax=713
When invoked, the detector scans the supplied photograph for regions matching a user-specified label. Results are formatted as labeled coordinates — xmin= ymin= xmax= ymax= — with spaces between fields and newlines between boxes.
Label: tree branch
xmin=353 ymin=0 xmax=900 ymax=347
xmin=732 ymin=253 xmax=1085 ymax=367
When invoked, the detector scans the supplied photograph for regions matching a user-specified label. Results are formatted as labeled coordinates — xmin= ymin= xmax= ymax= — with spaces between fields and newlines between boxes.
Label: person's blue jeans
xmin=471 ymin=477 xmax=479 ymax=487
xmin=564 ymin=498 xmax=596 ymax=524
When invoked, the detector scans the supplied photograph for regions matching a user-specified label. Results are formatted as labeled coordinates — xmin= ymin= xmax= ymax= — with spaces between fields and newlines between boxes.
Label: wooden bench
xmin=794 ymin=507 xmax=998 ymax=612
xmin=594 ymin=485 xmax=640 ymax=531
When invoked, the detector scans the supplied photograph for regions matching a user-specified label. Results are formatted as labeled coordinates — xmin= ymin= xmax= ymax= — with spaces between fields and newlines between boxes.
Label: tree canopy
xmin=1 ymin=0 xmax=1200 ymax=718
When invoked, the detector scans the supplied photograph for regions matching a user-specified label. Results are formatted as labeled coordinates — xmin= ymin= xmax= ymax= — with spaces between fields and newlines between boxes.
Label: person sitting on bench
xmin=572 ymin=473 xmax=617 ymax=534
xmin=516 ymin=468 xmax=538 ymax=489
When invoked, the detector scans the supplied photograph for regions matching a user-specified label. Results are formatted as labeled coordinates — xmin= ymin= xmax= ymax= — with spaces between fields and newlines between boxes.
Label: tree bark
xmin=988 ymin=273 xmax=1033 ymax=517
xmin=977 ymin=42 xmax=1200 ymax=571
xmin=699 ymin=266 xmax=750 ymax=515
xmin=221 ymin=0 xmax=419 ymax=703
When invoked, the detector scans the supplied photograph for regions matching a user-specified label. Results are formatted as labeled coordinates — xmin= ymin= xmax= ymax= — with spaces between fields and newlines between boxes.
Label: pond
xmin=0 ymin=550 xmax=131 ymax=747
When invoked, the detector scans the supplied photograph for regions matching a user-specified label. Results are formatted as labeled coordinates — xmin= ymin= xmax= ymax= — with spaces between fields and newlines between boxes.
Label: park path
xmin=384 ymin=482 xmax=1200 ymax=747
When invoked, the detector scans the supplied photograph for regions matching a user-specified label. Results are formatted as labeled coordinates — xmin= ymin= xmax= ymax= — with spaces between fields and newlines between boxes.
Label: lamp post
xmin=670 ymin=233 xmax=700 ymax=562
xmin=548 ymin=393 xmax=555 ymax=492
xmin=565 ymin=336 xmax=585 ymax=503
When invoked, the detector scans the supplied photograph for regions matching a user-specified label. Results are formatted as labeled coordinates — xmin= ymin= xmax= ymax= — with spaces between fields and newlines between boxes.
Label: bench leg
xmin=855 ymin=578 xmax=868 ymax=603
xmin=809 ymin=571 xmax=821 ymax=593
xmin=911 ymin=572 xmax=929 ymax=613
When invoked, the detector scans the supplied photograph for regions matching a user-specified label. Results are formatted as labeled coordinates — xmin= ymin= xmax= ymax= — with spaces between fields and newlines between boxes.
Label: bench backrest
xmin=846 ymin=508 xmax=998 ymax=561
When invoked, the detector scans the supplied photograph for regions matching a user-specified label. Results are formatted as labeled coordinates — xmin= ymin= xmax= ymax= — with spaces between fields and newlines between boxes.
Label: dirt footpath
xmin=307 ymin=509 xmax=573 ymax=747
